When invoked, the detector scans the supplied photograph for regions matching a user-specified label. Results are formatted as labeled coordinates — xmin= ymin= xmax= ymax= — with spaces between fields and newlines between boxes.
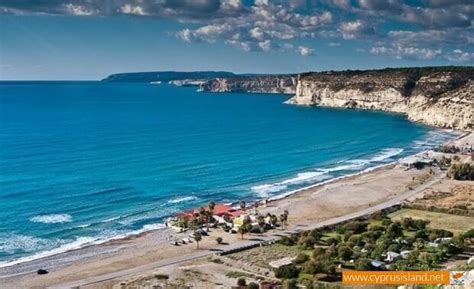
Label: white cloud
xmin=297 ymin=46 xmax=314 ymax=56
xmin=447 ymin=49 xmax=474 ymax=62
xmin=339 ymin=20 xmax=375 ymax=39
xmin=119 ymin=4 xmax=146 ymax=16
xmin=370 ymin=45 xmax=442 ymax=60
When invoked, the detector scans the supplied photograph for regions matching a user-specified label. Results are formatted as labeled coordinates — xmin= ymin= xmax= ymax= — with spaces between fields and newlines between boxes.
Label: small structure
xmin=434 ymin=237 xmax=452 ymax=244
xmin=384 ymin=251 xmax=401 ymax=262
xmin=400 ymin=250 xmax=411 ymax=259
xmin=370 ymin=260 xmax=386 ymax=269
xmin=399 ymin=153 xmax=434 ymax=169
xmin=269 ymin=257 xmax=296 ymax=269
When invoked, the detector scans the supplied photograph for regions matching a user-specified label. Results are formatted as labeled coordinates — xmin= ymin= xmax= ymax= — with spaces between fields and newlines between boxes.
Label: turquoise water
xmin=0 ymin=82 xmax=459 ymax=265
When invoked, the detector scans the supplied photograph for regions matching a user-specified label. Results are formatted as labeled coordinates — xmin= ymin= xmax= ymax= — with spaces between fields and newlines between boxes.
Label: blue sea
xmin=0 ymin=82 xmax=460 ymax=265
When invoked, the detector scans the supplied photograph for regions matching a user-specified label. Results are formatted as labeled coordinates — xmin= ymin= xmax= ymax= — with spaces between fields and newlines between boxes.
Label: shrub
xmin=344 ymin=221 xmax=368 ymax=234
xmin=313 ymin=247 xmax=326 ymax=260
xmin=274 ymin=264 xmax=300 ymax=279
xmin=355 ymin=258 xmax=373 ymax=270
xmin=216 ymin=237 xmax=223 ymax=244
xmin=448 ymin=163 xmax=474 ymax=180
xmin=282 ymin=279 xmax=298 ymax=289
xmin=338 ymin=245 xmax=352 ymax=260
xmin=237 ymin=278 xmax=246 ymax=287
xmin=248 ymin=282 xmax=259 ymax=289
xmin=294 ymin=253 xmax=310 ymax=264
xmin=299 ymin=236 xmax=317 ymax=249
xmin=279 ymin=236 xmax=296 ymax=246
xmin=387 ymin=222 xmax=403 ymax=238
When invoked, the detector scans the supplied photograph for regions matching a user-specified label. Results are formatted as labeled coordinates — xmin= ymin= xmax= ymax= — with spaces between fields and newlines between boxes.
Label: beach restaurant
xmin=175 ymin=204 xmax=243 ymax=221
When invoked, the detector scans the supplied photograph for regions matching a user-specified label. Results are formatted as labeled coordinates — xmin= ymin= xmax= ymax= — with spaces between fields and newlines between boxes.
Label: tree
xmin=283 ymin=210 xmax=289 ymax=228
xmin=248 ymin=282 xmax=259 ymax=289
xmin=355 ymin=258 xmax=373 ymax=270
xmin=387 ymin=222 xmax=403 ymax=238
xmin=338 ymin=245 xmax=352 ymax=261
xmin=282 ymin=279 xmax=298 ymax=289
xmin=193 ymin=231 xmax=202 ymax=249
xmin=240 ymin=200 xmax=246 ymax=211
xmin=274 ymin=264 xmax=300 ymax=279
xmin=216 ymin=237 xmax=223 ymax=244
xmin=257 ymin=215 xmax=266 ymax=232
xmin=299 ymin=236 xmax=317 ymax=249
xmin=238 ymin=217 xmax=252 ymax=240
xmin=190 ymin=216 xmax=200 ymax=231
xmin=208 ymin=201 xmax=216 ymax=212
xmin=294 ymin=253 xmax=309 ymax=264
xmin=237 ymin=278 xmax=246 ymax=287
xmin=270 ymin=214 xmax=278 ymax=231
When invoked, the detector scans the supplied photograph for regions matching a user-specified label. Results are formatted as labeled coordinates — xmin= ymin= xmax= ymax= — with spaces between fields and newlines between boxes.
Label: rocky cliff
xmin=200 ymin=67 xmax=473 ymax=130
xmin=286 ymin=67 xmax=473 ymax=130
xmin=199 ymin=75 xmax=297 ymax=94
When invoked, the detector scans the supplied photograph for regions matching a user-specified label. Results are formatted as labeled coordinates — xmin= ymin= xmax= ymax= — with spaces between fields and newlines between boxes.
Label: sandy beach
xmin=1 ymin=132 xmax=472 ymax=289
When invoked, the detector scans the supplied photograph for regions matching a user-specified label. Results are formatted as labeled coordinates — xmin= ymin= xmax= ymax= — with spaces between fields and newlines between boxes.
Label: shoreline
xmin=0 ymin=129 xmax=466 ymax=271
xmin=0 ymin=131 xmax=471 ymax=288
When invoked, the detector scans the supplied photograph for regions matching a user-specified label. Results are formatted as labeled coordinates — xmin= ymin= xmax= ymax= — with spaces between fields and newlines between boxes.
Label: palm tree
xmin=190 ymin=215 xmax=199 ymax=232
xmin=194 ymin=231 xmax=202 ymax=249
xmin=283 ymin=210 xmax=289 ymax=229
xmin=279 ymin=214 xmax=286 ymax=230
xmin=257 ymin=215 xmax=266 ymax=232
xmin=270 ymin=214 xmax=278 ymax=231
xmin=239 ymin=223 xmax=252 ymax=240
xmin=238 ymin=217 xmax=252 ymax=240
xmin=208 ymin=201 xmax=216 ymax=212
xmin=239 ymin=200 xmax=246 ymax=211
xmin=207 ymin=201 xmax=216 ymax=230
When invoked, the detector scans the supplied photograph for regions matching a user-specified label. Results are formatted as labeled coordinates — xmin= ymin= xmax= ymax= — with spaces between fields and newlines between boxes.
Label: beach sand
xmin=1 ymin=132 xmax=472 ymax=289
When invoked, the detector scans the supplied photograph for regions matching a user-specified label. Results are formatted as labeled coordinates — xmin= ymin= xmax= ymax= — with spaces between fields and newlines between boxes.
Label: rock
xmin=199 ymin=75 xmax=297 ymax=94
xmin=37 ymin=269 xmax=49 ymax=275
xmin=286 ymin=68 xmax=473 ymax=130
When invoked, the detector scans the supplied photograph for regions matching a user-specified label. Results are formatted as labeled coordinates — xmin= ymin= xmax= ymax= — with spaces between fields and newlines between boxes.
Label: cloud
xmin=297 ymin=46 xmax=315 ymax=56
xmin=446 ymin=49 xmax=474 ymax=62
xmin=1 ymin=0 xmax=472 ymax=63
xmin=401 ymin=6 xmax=471 ymax=28
xmin=358 ymin=0 xmax=403 ymax=13
xmin=339 ymin=20 xmax=375 ymax=39
xmin=370 ymin=45 xmax=442 ymax=60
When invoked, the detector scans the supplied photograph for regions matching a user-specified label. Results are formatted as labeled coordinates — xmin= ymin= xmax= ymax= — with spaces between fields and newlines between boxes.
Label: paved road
xmin=50 ymin=172 xmax=445 ymax=289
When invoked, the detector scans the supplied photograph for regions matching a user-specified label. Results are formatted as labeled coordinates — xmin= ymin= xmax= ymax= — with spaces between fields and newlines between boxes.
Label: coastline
xmin=0 ymin=129 xmax=466 ymax=272
xmin=0 ymin=130 xmax=470 ymax=288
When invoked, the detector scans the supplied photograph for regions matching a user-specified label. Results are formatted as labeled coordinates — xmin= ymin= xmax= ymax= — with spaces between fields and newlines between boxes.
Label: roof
xmin=175 ymin=204 xmax=242 ymax=218
xmin=370 ymin=260 xmax=385 ymax=268
xmin=269 ymin=257 xmax=295 ymax=269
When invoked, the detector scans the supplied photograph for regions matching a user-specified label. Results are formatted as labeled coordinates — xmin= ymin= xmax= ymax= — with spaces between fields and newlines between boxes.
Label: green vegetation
xmin=237 ymin=277 xmax=246 ymax=287
xmin=268 ymin=209 xmax=470 ymax=285
xmin=193 ymin=231 xmax=202 ymax=249
xmin=389 ymin=209 xmax=474 ymax=235
xmin=226 ymin=271 xmax=254 ymax=279
xmin=448 ymin=163 xmax=474 ymax=180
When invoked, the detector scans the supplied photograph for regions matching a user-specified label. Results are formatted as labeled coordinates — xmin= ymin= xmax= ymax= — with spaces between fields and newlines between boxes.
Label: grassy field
xmin=389 ymin=209 xmax=474 ymax=235
xmin=228 ymin=243 xmax=300 ymax=269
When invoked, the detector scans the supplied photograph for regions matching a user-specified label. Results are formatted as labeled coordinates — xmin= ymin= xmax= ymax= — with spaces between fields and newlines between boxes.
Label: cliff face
xmin=286 ymin=68 xmax=473 ymax=130
xmin=199 ymin=75 xmax=297 ymax=94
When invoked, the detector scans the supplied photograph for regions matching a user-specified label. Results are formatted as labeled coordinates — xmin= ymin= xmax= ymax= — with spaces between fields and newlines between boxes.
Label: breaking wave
xmin=29 ymin=214 xmax=72 ymax=224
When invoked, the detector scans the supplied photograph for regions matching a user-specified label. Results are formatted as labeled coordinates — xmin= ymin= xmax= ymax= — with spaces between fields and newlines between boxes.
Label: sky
xmin=0 ymin=0 xmax=473 ymax=80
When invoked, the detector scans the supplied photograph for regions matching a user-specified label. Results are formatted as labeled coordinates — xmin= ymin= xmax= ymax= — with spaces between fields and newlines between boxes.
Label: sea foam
xmin=29 ymin=214 xmax=72 ymax=224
